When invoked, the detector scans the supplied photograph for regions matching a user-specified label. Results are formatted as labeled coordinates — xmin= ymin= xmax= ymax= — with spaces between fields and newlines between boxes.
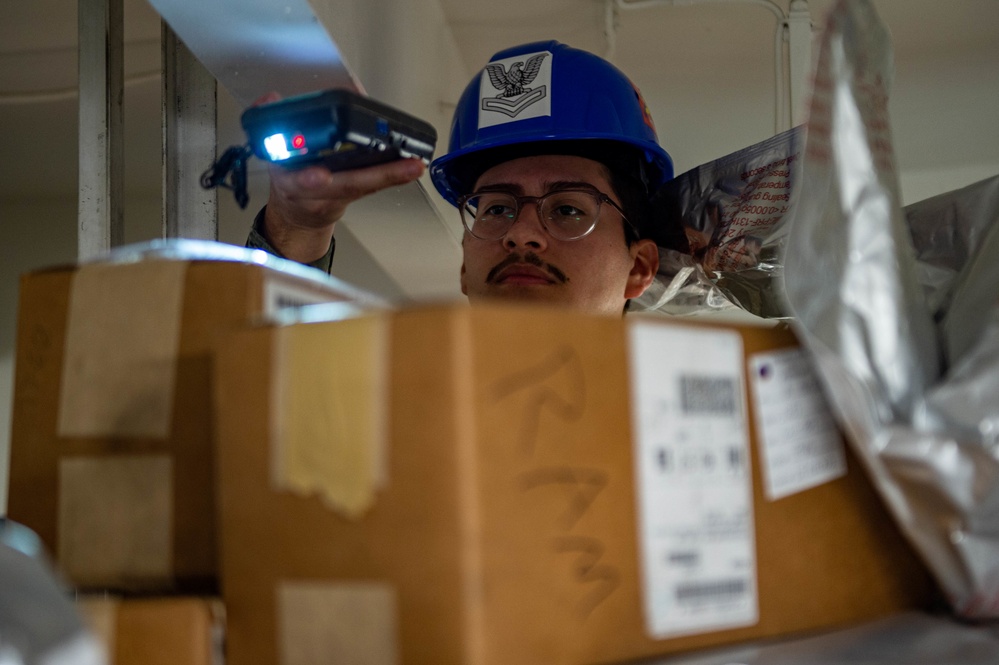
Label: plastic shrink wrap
xmin=653 ymin=612 xmax=999 ymax=665
xmin=782 ymin=0 xmax=999 ymax=618
xmin=634 ymin=0 xmax=999 ymax=622
xmin=635 ymin=126 xmax=804 ymax=318
xmin=0 ymin=520 xmax=105 ymax=665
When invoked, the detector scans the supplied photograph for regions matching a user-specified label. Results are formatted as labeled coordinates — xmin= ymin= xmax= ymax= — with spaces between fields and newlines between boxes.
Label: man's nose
xmin=502 ymin=204 xmax=549 ymax=250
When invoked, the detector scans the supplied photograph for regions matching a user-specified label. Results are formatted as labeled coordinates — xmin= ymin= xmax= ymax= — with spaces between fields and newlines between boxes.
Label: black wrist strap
xmin=201 ymin=145 xmax=254 ymax=209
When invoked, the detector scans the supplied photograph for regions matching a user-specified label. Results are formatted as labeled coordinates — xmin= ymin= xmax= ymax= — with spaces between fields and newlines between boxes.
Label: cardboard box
xmin=213 ymin=303 xmax=938 ymax=665
xmin=7 ymin=242 xmax=378 ymax=592
xmin=78 ymin=596 xmax=223 ymax=665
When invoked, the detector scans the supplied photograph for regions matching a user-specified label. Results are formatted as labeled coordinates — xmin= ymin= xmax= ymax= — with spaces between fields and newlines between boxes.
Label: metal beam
xmin=146 ymin=0 xmax=357 ymax=107
xmin=162 ymin=24 xmax=218 ymax=240
xmin=78 ymin=0 xmax=124 ymax=261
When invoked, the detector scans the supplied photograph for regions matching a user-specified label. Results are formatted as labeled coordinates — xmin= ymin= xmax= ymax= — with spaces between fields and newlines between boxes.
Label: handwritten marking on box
xmin=749 ymin=347 xmax=846 ymax=500
xmin=628 ymin=321 xmax=757 ymax=638
xmin=490 ymin=344 xmax=621 ymax=617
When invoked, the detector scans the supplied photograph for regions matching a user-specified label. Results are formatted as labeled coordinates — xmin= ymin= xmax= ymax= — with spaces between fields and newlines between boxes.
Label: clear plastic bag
xmin=634 ymin=126 xmax=803 ymax=318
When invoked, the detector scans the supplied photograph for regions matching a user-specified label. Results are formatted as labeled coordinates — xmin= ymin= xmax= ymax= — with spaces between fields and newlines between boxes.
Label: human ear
xmin=624 ymin=239 xmax=659 ymax=299
xmin=460 ymin=261 xmax=469 ymax=296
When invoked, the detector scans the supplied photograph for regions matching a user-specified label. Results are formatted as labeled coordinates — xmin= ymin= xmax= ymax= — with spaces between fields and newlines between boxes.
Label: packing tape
xmin=271 ymin=315 xmax=389 ymax=518
xmin=58 ymin=261 xmax=187 ymax=439
xmin=58 ymin=455 xmax=173 ymax=587
xmin=277 ymin=580 xmax=398 ymax=665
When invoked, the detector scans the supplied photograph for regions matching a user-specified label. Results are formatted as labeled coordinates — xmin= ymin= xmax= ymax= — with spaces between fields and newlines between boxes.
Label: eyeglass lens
xmin=462 ymin=191 xmax=603 ymax=240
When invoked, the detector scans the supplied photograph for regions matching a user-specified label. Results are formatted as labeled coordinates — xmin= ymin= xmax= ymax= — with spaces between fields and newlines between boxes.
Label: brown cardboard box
xmin=78 ymin=596 xmax=223 ymax=665
xmin=213 ymin=303 xmax=938 ymax=665
xmin=7 ymin=244 xmax=377 ymax=592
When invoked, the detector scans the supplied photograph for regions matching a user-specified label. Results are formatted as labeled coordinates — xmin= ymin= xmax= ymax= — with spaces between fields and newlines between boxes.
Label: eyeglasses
xmin=457 ymin=188 xmax=635 ymax=242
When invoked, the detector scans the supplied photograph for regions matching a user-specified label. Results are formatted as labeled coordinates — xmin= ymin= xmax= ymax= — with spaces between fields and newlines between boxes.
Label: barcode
xmin=680 ymin=375 xmax=736 ymax=415
xmin=675 ymin=579 xmax=747 ymax=603
xmin=667 ymin=551 xmax=700 ymax=566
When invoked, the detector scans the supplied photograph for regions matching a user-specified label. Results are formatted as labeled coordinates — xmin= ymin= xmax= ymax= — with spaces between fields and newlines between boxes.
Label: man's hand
xmin=254 ymin=92 xmax=425 ymax=265
xmin=263 ymin=157 xmax=424 ymax=264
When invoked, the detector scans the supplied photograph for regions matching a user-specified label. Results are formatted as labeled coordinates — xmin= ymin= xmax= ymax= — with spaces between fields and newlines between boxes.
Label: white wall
xmin=889 ymin=51 xmax=999 ymax=203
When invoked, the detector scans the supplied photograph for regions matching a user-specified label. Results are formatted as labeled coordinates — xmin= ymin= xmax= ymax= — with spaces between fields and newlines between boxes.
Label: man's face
xmin=459 ymin=155 xmax=659 ymax=316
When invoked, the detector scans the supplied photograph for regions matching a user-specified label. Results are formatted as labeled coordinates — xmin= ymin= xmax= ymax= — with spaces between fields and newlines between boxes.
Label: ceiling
xmin=1 ymin=0 xmax=997 ymax=240
xmin=441 ymin=0 xmax=999 ymax=67
xmin=2 ymin=0 xmax=997 ymax=198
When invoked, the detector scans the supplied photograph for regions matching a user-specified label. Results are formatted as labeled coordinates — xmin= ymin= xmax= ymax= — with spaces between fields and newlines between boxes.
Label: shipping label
xmin=749 ymin=348 xmax=846 ymax=500
xmin=628 ymin=322 xmax=757 ymax=638
xmin=264 ymin=275 xmax=343 ymax=317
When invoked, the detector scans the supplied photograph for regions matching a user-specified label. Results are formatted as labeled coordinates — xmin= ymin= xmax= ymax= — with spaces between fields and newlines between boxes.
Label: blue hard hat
xmin=430 ymin=40 xmax=674 ymax=207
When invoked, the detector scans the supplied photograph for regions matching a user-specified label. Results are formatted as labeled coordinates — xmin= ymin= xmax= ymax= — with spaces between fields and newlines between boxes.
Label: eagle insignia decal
xmin=481 ymin=53 xmax=550 ymax=119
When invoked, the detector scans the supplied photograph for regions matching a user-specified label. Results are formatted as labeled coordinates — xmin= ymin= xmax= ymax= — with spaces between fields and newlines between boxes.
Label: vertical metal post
xmin=78 ymin=0 xmax=124 ymax=260
xmin=787 ymin=0 xmax=813 ymax=127
xmin=162 ymin=24 xmax=218 ymax=240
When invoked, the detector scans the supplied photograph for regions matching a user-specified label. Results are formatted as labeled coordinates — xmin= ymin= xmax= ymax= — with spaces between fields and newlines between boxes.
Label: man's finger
xmin=291 ymin=158 xmax=425 ymax=200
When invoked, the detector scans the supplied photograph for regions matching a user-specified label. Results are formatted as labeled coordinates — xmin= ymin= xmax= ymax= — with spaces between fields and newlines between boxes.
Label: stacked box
xmin=213 ymin=303 xmax=938 ymax=665
xmin=78 ymin=596 xmax=223 ymax=665
xmin=7 ymin=243 xmax=377 ymax=591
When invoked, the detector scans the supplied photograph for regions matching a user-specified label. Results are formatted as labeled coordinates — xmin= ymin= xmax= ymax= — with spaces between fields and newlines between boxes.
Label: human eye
xmin=551 ymin=203 xmax=585 ymax=218
xmin=482 ymin=203 xmax=515 ymax=218
xmin=545 ymin=191 xmax=597 ymax=221
xmin=472 ymin=194 xmax=516 ymax=220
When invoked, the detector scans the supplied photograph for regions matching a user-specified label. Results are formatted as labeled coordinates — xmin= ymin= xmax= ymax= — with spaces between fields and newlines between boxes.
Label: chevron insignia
xmin=478 ymin=50 xmax=553 ymax=129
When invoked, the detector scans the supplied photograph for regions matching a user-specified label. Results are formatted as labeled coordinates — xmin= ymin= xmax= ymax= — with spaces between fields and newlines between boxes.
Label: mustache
xmin=486 ymin=252 xmax=569 ymax=284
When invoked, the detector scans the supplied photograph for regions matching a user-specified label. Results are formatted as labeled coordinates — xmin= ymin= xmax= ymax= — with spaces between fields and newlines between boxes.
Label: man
xmin=248 ymin=41 xmax=678 ymax=316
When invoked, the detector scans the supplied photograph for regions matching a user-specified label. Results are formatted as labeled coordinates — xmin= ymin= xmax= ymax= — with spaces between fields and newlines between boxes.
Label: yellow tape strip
xmin=271 ymin=315 xmax=388 ymax=518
